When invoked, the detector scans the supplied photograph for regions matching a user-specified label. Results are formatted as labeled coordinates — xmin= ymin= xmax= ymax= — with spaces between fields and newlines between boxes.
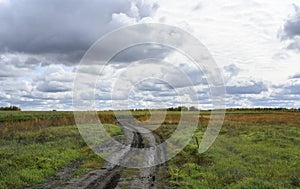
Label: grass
xmin=0 ymin=110 xmax=299 ymax=188
xmin=0 ymin=110 xmax=117 ymax=125
xmin=157 ymin=113 xmax=300 ymax=188
xmin=0 ymin=111 xmax=74 ymax=123
xmin=0 ymin=109 xmax=296 ymax=123
xmin=0 ymin=123 xmax=122 ymax=189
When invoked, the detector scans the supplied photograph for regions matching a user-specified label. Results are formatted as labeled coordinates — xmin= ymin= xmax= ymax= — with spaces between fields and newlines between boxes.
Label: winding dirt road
xmin=56 ymin=118 xmax=167 ymax=189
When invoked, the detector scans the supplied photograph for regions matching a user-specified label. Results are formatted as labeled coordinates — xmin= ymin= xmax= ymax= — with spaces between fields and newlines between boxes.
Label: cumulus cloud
xmin=0 ymin=0 xmax=158 ymax=53
xmin=0 ymin=0 xmax=162 ymax=110
xmin=282 ymin=5 xmax=300 ymax=39
xmin=0 ymin=64 xmax=26 ymax=78
xmin=35 ymin=65 xmax=74 ymax=93
xmin=36 ymin=81 xmax=71 ymax=93
xmin=223 ymin=64 xmax=241 ymax=82
xmin=284 ymin=83 xmax=300 ymax=94
xmin=111 ymin=44 xmax=173 ymax=63
xmin=0 ymin=64 xmax=75 ymax=110
xmin=226 ymin=80 xmax=268 ymax=95
xmin=135 ymin=79 xmax=173 ymax=92
xmin=280 ymin=4 xmax=300 ymax=51
xmin=1 ymin=0 xmax=300 ymax=110
xmin=273 ymin=76 xmax=300 ymax=93
xmin=0 ymin=55 xmax=32 ymax=78
xmin=289 ymin=72 xmax=300 ymax=79
xmin=0 ymin=0 xmax=159 ymax=64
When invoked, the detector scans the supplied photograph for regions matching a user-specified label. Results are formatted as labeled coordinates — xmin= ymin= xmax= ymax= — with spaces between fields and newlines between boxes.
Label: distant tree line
xmin=130 ymin=106 xmax=199 ymax=112
xmin=0 ymin=106 xmax=21 ymax=111
xmin=226 ymin=107 xmax=300 ymax=112
xmin=130 ymin=107 xmax=300 ymax=112
xmin=166 ymin=106 xmax=200 ymax=111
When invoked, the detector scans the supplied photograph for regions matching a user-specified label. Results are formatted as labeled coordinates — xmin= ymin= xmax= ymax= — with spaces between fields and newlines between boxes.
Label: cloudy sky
xmin=0 ymin=0 xmax=300 ymax=110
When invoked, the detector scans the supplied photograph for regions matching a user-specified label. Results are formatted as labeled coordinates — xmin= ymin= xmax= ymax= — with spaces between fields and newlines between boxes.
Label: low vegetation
xmin=0 ymin=110 xmax=299 ymax=188
xmin=0 ymin=119 xmax=122 ymax=189
xmin=155 ymin=113 xmax=300 ymax=188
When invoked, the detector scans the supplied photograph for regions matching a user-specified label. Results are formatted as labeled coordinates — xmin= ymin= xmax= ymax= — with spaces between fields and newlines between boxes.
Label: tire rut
xmin=33 ymin=118 xmax=166 ymax=189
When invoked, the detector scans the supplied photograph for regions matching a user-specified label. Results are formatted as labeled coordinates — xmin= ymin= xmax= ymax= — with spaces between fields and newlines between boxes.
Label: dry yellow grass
xmin=224 ymin=112 xmax=300 ymax=125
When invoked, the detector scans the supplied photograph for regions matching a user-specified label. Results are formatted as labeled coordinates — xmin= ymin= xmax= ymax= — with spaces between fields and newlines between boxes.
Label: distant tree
xmin=189 ymin=106 xmax=198 ymax=111
xmin=181 ymin=106 xmax=188 ymax=111
xmin=0 ymin=106 xmax=21 ymax=111
xmin=167 ymin=107 xmax=175 ymax=111
xmin=167 ymin=106 xmax=189 ymax=111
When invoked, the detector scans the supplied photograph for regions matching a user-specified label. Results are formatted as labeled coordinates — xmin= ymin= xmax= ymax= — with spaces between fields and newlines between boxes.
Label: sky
xmin=0 ymin=0 xmax=300 ymax=110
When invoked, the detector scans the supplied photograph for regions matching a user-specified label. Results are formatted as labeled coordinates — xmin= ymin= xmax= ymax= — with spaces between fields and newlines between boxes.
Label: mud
xmin=30 ymin=118 xmax=167 ymax=189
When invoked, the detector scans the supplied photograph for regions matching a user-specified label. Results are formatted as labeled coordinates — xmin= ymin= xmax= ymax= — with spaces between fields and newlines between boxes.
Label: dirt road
xmin=32 ymin=118 xmax=167 ymax=189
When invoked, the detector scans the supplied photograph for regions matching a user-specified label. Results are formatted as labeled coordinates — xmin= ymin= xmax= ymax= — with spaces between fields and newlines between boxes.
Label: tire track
xmin=41 ymin=118 xmax=166 ymax=189
xmin=115 ymin=119 xmax=167 ymax=189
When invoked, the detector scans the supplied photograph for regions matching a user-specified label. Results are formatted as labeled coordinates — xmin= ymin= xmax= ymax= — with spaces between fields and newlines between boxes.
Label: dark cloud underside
xmin=281 ymin=4 xmax=300 ymax=51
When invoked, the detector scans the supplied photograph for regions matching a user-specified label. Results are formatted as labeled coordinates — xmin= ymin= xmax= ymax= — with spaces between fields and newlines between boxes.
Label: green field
xmin=0 ymin=119 xmax=122 ymax=188
xmin=0 ymin=110 xmax=299 ymax=188
xmin=160 ymin=120 xmax=300 ymax=188
xmin=1 ymin=108 xmax=296 ymax=123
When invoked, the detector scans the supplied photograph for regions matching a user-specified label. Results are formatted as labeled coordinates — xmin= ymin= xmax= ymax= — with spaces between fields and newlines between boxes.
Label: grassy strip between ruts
xmin=0 ymin=124 xmax=122 ymax=189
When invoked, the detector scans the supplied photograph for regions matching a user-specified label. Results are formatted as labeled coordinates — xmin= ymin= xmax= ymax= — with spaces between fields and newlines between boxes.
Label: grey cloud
xmin=20 ymin=57 xmax=41 ymax=68
xmin=0 ymin=80 xmax=32 ymax=94
xmin=160 ymin=65 xmax=206 ymax=89
xmin=95 ymin=92 xmax=112 ymax=101
xmin=270 ymin=93 xmax=300 ymax=101
xmin=286 ymin=84 xmax=300 ymax=94
xmin=282 ymin=5 xmax=300 ymax=39
xmin=2 ymin=97 xmax=72 ymax=110
xmin=2 ymin=54 xmax=42 ymax=69
xmin=135 ymin=79 xmax=173 ymax=92
xmin=287 ymin=37 xmax=300 ymax=51
xmin=0 ymin=64 xmax=25 ymax=78
xmin=243 ymin=97 xmax=297 ymax=108
xmin=0 ymin=81 xmax=74 ymax=110
xmin=129 ymin=91 xmax=181 ymax=106
xmin=0 ymin=91 xmax=10 ymax=100
xmin=224 ymin=64 xmax=240 ymax=82
xmin=193 ymin=3 xmax=203 ymax=11
xmin=36 ymin=81 xmax=72 ymax=93
xmin=35 ymin=65 xmax=74 ymax=93
xmin=21 ymin=94 xmax=57 ymax=101
xmin=289 ymin=72 xmax=300 ymax=79
xmin=152 ymin=91 xmax=177 ymax=97
xmin=0 ymin=0 xmax=159 ymax=64
xmin=226 ymin=81 xmax=268 ymax=94
xmin=0 ymin=55 xmax=30 ymax=77
xmin=281 ymin=4 xmax=300 ymax=51
xmin=273 ymin=80 xmax=300 ymax=95
xmin=133 ymin=0 xmax=159 ymax=18
xmin=111 ymin=44 xmax=172 ymax=63
xmin=0 ymin=1 xmax=155 ymax=110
